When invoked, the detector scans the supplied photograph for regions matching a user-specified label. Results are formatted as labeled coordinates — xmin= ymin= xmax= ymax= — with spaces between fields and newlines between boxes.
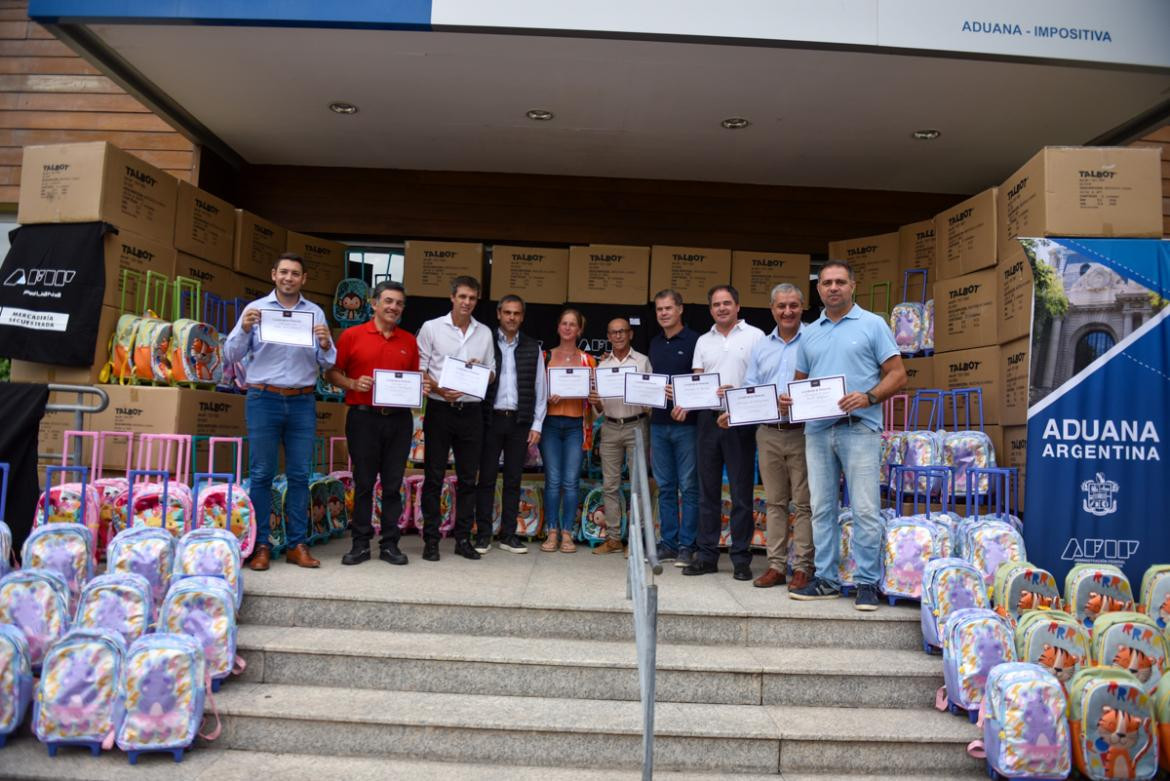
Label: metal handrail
xmin=40 ymin=384 xmax=110 ymax=465
xmin=625 ymin=425 xmax=660 ymax=779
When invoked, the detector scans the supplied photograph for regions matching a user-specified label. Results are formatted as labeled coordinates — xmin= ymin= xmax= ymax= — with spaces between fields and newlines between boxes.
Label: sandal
xmin=560 ymin=533 xmax=577 ymax=553
xmin=540 ymin=530 xmax=560 ymax=552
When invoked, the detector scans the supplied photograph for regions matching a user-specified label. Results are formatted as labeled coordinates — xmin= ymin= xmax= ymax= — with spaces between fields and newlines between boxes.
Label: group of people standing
xmin=224 ymin=253 xmax=905 ymax=611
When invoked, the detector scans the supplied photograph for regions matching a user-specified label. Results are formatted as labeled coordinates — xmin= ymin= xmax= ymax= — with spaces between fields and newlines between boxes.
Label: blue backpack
xmin=0 ymin=622 xmax=33 ymax=747
xmin=973 ymin=662 xmax=1072 ymax=780
xmin=116 ymin=633 xmax=212 ymax=764
xmin=32 ymin=627 xmax=127 ymax=756
xmin=173 ymin=528 xmax=243 ymax=610
xmin=21 ymin=522 xmax=95 ymax=616
xmin=106 ymin=527 xmax=176 ymax=625
xmin=940 ymin=607 xmax=1016 ymax=721
xmin=921 ymin=557 xmax=989 ymax=654
xmin=159 ymin=576 xmax=240 ymax=691
xmin=74 ymin=573 xmax=154 ymax=649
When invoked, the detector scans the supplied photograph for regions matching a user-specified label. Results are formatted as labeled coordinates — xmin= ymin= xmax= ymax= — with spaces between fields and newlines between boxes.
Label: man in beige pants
xmin=589 ymin=318 xmax=652 ymax=554
xmin=722 ymin=283 xmax=814 ymax=590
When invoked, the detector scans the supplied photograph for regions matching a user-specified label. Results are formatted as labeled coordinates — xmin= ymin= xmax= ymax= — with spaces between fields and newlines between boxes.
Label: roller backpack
xmin=942 ymin=430 xmax=996 ymax=497
xmin=326 ymin=436 xmax=355 ymax=522
xmin=994 ymin=562 xmax=1063 ymax=625
xmin=114 ymin=470 xmax=193 ymax=539
xmin=322 ymin=476 xmax=348 ymax=538
xmin=376 ymin=474 xmax=423 ymax=534
xmin=1138 ymin=565 xmax=1170 ymax=629
xmin=266 ymin=476 xmax=289 ymax=555
xmin=22 ymin=523 xmax=94 ymax=615
xmin=173 ymin=528 xmax=243 ymax=610
xmin=0 ymin=622 xmax=33 ymax=747
xmin=1065 ymin=564 xmax=1134 ymax=630
xmin=131 ymin=313 xmax=173 ymax=383
xmin=409 ymin=408 xmax=426 ymax=462
xmin=899 ymin=431 xmax=944 ymax=496
xmin=333 ymin=277 xmax=371 ymax=326
xmin=514 ymin=480 xmax=544 ymax=539
xmin=939 ymin=607 xmax=1016 ymax=721
xmin=168 ymin=318 xmax=223 ymax=386
xmin=972 ymin=662 xmax=1071 ymax=780
xmin=412 ymin=474 xmax=457 ymax=539
xmin=34 ymin=465 xmax=101 ymax=561
xmin=0 ymin=569 xmax=71 ymax=671
xmin=962 ymin=520 xmax=1026 ymax=594
xmin=159 ymin=576 xmax=240 ymax=691
xmin=890 ymin=269 xmax=931 ymax=356
xmin=194 ymin=438 xmax=256 ymax=557
xmin=74 ymin=573 xmax=153 ymax=649
xmin=580 ymin=483 xmax=626 ymax=546
xmin=32 ymin=627 xmax=126 ymax=757
xmin=307 ymin=474 xmax=334 ymax=545
xmin=106 ymin=312 xmax=145 ymax=383
xmin=879 ymin=516 xmax=950 ymax=605
xmin=921 ymin=557 xmax=988 ymax=654
xmin=1089 ymin=612 xmax=1167 ymax=694
xmin=923 ymin=299 xmax=934 ymax=352
xmin=1067 ymin=667 xmax=1157 ymax=781
xmin=879 ymin=430 xmax=906 ymax=493
xmin=750 ymin=486 xmax=767 ymax=548
xmin=106 ymin=526 xmax=176 ymax=625
xmin=1015 ymin=610 xmax=1091 ymax=688
xmin=1156 ymin=674 xmax=1170 ymax=773
xmin=116 ymin=633 xmax=212 ymax=764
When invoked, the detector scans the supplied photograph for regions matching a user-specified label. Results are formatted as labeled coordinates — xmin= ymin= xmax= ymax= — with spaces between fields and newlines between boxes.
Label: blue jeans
xmin=806 ymin=422 xmax=883 ymax=588
xmin=246 ymin=389 xmax=315 ymax=549
xmin=540 ymin=415 xmax=584 ymax=532
xmin=651 ymin=422 xmax=698 ymax=551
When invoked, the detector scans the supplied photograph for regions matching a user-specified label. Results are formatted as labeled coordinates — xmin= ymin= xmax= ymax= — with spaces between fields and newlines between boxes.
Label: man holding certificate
xmin=588 ymin=318 xmax=651 ymax=555
xmin=325 ymin=280 xmax=419 ymax=567
xmin=681 ymin=285 xmax=764 ymax=581
xmin=787 ymin=261 xmax=906 ymax=611
xmin=417 ymin=275 xmax=496 ymax=563
xmin=224 ymin=252 xmax=336 ymax=571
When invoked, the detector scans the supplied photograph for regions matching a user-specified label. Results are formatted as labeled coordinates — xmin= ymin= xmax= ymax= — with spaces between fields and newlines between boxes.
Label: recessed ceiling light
xmin=526 ymin=109 xmax=554 ymax=121
xmin=329 ymin=102 xmax=358 ymax=115
xmin=721 ymin=117 xmax=751 ymax=130
xmin=911 ymin=129 xmax=941 ymax=140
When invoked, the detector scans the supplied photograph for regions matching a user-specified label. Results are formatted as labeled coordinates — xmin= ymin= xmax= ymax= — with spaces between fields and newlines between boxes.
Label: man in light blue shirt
xmin=223 ymin=252 xmax=337 ymax=571
xmin=786 ymin=261 xmax=905 ymax=611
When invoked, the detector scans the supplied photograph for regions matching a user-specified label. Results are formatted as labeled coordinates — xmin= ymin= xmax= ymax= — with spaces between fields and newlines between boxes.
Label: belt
xmin=353 ymin=404 xmax=408 ymax=416
xmin=607 ymin=413 xmax=647 ymax=425
xmin=430 ymin=398 xmax=481 ymax=411
xmin=763 ymin=421 xmax=804 ymax=430
xmin=250 ymin=384 xmax=315 ymax=396
xmin=494 ymin=409 xmax=519 ymax=417
xmin=831 ymin=416 xmax=855 ymax=427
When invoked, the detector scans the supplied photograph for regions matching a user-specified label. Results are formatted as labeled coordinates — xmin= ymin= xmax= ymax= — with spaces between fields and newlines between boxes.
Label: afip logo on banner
xmin=1023 ymin=238 xmax=1169 ymax=584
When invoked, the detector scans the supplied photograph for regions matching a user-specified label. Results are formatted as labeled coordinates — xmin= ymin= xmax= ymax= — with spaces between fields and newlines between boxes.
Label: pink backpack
xmin=191 ymin=437 xmax=256 ymax=557
xmin=33 ymin=465 xmax=100 ymax=563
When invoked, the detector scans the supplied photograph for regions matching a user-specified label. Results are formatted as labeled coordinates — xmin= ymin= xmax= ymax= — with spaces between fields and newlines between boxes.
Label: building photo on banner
xmin=0 ymin=0 xmax=1169 ymax=778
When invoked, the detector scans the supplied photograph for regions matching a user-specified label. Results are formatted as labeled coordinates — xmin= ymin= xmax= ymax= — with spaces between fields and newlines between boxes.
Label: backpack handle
xmin=198 ymin=669 xmax=222 ymax=742
xmin=902 ymin=268 xmax=930 ymax=306
xmin=97 ymin=431 xmax=134 ymax=476
xmin=42 ymin=465 xmax=91 ymax=525
xmin=126 ymin=469 xmax=170 ymax=529
xmin=328 ymin=436 xmax=351 ymax=473
xmin=136 ymin=434 xmax=192 ymax=485
xmin=61 ymin=430 xmax=100 ymax=477
xmin=0 ymin=462 xmax=9 ymax=524
xmin=882 ymin=393 xmax=909 ymax=433
xmin=207 ymin=437 xmax=244 ymax=483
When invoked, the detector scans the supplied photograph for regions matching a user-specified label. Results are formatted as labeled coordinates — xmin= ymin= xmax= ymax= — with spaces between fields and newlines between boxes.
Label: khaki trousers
xmin=756 ymin=424 xmax=814 ymax=574
xmin=600 ymin=417 xmax=649 ymax=541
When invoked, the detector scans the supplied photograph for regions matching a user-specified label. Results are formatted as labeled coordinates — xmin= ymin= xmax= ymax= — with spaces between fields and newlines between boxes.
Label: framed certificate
xmin=624 ymin=372 xmax=669 ymax=409
xmin=372 ymin=370 xmax=423 ymax=408
xmin=725 ymin=384 xmax=780 ymax=426
xmin=671 ymin=372 xmax=722 ymax=410
xmin=548 ymin=367 xmax=591 ymax=399
xmin=257 ymin=308 xmax=314 ymax=347
xmin=787 ymin=375 xmax=847 ymax=422
xmin=595 ymin=365 xmax=636 ymax=398
xmin=437 ymin=357 xmax=491 ymax=400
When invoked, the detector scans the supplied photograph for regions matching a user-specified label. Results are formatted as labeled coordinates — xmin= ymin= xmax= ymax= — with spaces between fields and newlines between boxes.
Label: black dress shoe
xmin=682 ymin=559 xmax=718 ymax=576
xmin=453 ymin=540 xmax=482 ymax=560
xmin=380 ymin=545 xmax=408 ymax=566
xmin=422 ymin=540 xmax=440 ymax=562
xmin=732 ymin=563 xmax=753 ymax=581
xmin=341 ymin=545 xmax=371 ymax=566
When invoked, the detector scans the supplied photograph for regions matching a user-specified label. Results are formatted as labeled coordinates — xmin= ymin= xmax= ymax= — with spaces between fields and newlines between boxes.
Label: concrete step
xmin=237 ymin=625 xmax=944 ymax=708
xmin=200 ymin=683 xmax=982 ymax=775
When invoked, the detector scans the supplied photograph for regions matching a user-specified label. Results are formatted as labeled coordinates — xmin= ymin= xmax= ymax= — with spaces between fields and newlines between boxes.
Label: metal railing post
xmin=626 ymin=425 xmax=659 ymax=780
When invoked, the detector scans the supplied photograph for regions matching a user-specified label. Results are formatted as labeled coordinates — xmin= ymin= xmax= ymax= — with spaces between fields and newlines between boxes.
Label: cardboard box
xmin=489 ymin=245 xmax=568 ymax=305
xmin=1001 ymin=426 xmax=1028 ymax=505
xmin=174 ymin=181 xmax=235 ymax=268
xmin=730 ymin=251 xmax=811 ymax=309
xmin=897 ymin=219 xmax=935 ymax=301
xmin=997 ymin=146 xmax=1163 ymax=258
xmin=233 ymin=210 xmax=287 ymax=280
xmin=237 ymin=275 xmax=269 ymax=304
xmin=935 ymin=188 xmax=997 ymax=280
xmin=101 ymin=230 xmax=177 ymax=311
xmin=404 ymin=241 xmax=483 ymax=298
xmin=287 ymin=231 xmax=346 ymax=296
xmin=827 ymin=232 xmax=899 ymax=311
xmin=934 ymin=345 xmax=1002 ymax=425
xmin=900 ymin=357 xmax=936 ymax=427
xmin=34 ymin=404 xmax=79 ymax=462
xmin=17 ymin=142 xmax=178 ymax=244
xmin=175 ymin=252 xmax=241 ymax=304
xmin=567 ymin=244 xmax=650 ymax=305
xmin=933 ymin=269 xmax=998 ymax=352
xmin=10 ymin=304 xmax=121 ymax=385
xmin=997 ymin=241 xmax=1034 ymax=345
xmin=1000 ymin=337 xmax=1030 ymax=427
xmin=315 ymin=402 xmax=348 ymax=442
xmin=649 ymin=246 xmax=731 ymax=306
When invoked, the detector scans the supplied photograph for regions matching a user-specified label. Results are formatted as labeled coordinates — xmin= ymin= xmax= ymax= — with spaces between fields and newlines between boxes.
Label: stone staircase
xmin=0 ymin=535 xmax=985 ymax=778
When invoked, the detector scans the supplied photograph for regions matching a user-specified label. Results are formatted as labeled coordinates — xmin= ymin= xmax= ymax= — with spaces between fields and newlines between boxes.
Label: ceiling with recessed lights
xmin=70 ymin=25 xmax=1170 ymax=193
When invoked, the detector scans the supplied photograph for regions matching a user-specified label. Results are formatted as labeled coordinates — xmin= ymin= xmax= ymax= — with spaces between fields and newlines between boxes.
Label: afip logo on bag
xmin=1080 ymin=472 xmax=1119 ymax=516
xmin=4 ymin=267 xmax=77 ymax=287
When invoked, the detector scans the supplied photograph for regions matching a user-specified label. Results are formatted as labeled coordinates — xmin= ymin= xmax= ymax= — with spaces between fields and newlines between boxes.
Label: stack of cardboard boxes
xmin=9 ymin=141 xmax=350 ymax=469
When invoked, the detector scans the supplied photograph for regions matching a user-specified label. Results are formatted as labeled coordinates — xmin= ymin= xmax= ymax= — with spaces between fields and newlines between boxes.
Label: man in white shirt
xmin=417 ymin=275 xmax=496 ymax=562
xmin=680 ymin=285 xmax=764 ymax=581
xmin=588 ymin=318 xmax=652 ymax=555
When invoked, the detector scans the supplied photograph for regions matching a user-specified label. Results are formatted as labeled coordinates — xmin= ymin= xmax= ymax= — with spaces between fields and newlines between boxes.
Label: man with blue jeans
xmin=224 ymin=252 xmax=336 ymax=571
xmin=648 ymin=289 xmax=699 ymax=566
xmin=786 ymin=261 xmax=905 ymax=610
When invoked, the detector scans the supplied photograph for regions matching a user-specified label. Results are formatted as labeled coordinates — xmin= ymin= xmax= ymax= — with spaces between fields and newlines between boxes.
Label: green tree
xmin=1021 ymin=239 xmax=1069 ymax=328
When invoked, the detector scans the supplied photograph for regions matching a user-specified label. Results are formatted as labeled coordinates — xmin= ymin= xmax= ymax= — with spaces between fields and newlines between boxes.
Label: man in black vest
xmin=474 ymin=294 xmax=547 ymax=554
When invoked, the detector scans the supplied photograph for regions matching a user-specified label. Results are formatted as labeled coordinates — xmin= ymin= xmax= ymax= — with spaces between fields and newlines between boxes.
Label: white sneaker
xmin=473 ymin=541 xmax=491 ymax=555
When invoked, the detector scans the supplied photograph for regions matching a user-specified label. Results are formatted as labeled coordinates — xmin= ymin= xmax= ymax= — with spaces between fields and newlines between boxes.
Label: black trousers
xmin=421 ymin=399 xmax=483 ymax=542
xmin=346 ymin=406 xmax=413 ymax=549
xmin=695 ymin=410 xmax=756 ymax=566
xmin=475 ymin=411 xmax=529 ymax=542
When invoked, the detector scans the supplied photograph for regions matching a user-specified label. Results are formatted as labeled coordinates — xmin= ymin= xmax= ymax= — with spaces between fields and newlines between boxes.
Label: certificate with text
xmin=257 ymin=308 xmax=314 ymax=347
xmin=595 ymin=365 xmax=636 ymax=398
xmin=787 ymin=375 xmax=847 ymax=422
xmin=623 ymin=373 xmax=669 ymax=409
xmin=548 ymin=367 xmax=591 ymax=399
xmin=372 ymin=370 xmax=424 ymax=408
xmin=437 ymin=357 xmax=491 ymax=400
xmin=726 ymin=384 xmax=780 ymax=426
xmin=671 ymin=372 xmax=722 ymax=410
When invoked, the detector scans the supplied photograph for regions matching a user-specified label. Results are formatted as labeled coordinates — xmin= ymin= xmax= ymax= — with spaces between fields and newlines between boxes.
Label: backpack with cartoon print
xmin=1139 ymin=565 xmax=1170 ymax=630
xmin=168 ymin=319 xmax=223 ymax=387
xmin=105 ymin=527 xmax=176 ymax=625
xmin=172 ymin=528 xmax=243 ymax=611
xmin=921 ymin=557 xmax=988 ymax=654
xmin=0 ymin=622 xmax=33 ymax=746
xmin=116 ymin=632 xmax=211 ymax=764
xmin=939 ymin=607 xmax=1016 ymax=720
xmin=1015 ymin=610 xmax=1090 ymax=690
xmin=1065 ymin=564 xmax=1134 ymax=630
xmin=994 ymin=561 xmax=1063 ymax=625
xmin=1067 ymin=667 xmax=1157 ymax=781
xmin=22 ymin=523 xmax=94 ymax=616
xmin=1090 ymin=612 xmax=1167 ymax=695
xmin=158 ymin=576 xmax=240 ymax=691
xmin=74 ymin=573 xmax=153 ymax=650
xmin=333 ymin=278 xmax=371 ymax=327
xmin=33 ymin=465 xmax=101 ymax=563
xmin=879 ymin=515 xmax=951 ymax=605
xmin=32 ymin=627 xmax=126 ymax=756
xmin=975 ymin=662 xmax=1071 ymax=780
xmin=0 ymin=569 xmax=71 ymax=672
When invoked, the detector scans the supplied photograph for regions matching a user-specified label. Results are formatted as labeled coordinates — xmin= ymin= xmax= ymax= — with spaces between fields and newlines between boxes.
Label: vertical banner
xmin=1024 ymin=238 xmax=1169 ymax=584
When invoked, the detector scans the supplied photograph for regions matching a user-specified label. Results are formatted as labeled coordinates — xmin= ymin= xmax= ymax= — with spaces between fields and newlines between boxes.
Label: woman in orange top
xmin=540 ymin=308 xmax=596 ymax=553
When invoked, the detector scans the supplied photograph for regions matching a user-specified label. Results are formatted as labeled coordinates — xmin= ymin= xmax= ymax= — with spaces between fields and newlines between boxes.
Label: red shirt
xmin=333 ymin=321 xmax=420 ymax=406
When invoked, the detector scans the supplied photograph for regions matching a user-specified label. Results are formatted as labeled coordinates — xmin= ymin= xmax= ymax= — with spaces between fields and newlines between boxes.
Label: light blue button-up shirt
xmin=795 ymin=304 xmax=898 ymax=433
xmin=745 ymin=325 xmax=803 ymax=422
xmin=223 ymin=290 xmax=336 ymax=387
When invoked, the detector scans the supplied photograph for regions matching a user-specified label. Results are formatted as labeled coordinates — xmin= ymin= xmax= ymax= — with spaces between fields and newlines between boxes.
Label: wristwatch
xmin=865 ymin=391 xmax=879 ymax=406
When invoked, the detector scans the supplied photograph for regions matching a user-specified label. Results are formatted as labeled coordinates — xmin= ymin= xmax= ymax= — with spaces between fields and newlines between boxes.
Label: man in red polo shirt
xmin=325 ymin=280 xmax=420 ymax=566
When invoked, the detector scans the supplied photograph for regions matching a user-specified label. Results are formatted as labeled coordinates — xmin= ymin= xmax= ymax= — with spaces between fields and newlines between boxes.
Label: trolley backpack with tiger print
xmin=1015 ymin=609 xmax=1090 ymax=688
xmin=1090 ymin=612 xmax=1168 ymax=695
xmin=0 ymin=569 xmax=71 ymax=672
xmin=74 ymin=573 xmax=153 ymax=650
xmin=32 ymin=627 xmax=127 ymax=757
xmin=976 ymin=662 xmax=1072 ymax=780
xmin=1067 ymin=667 xmax=1157 ymax=781
xmin=1065 ymin=563 xmax=1134 ymax=630
xmin=0 ymin=622 xmax=33 ymax=747
xmin=1155 ymin=673 xmax=1170 ymax=773
xmin=1139 ymin=564 xmax=1170 ymax=630
xmin=921 ymin=557 xmax=989 ymax=654
xmin=116 ymin=633 xmax=211 ymax=764
xmin=994 ymin=561 xmax=1063 ymax=625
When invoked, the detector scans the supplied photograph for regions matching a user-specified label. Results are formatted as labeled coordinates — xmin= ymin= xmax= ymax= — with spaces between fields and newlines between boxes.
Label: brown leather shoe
xmin=753 ymin=568 xmax=786 ymax=588
xmin=788 ymin=570 xmax=812 ymax=592
xmin=285 ymin=543 xmax=321 ymax=568
xmin=248 ymin=545 xmax=271 ymax=572
xmin=592 ymin=538 xmax=624 ymax=555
